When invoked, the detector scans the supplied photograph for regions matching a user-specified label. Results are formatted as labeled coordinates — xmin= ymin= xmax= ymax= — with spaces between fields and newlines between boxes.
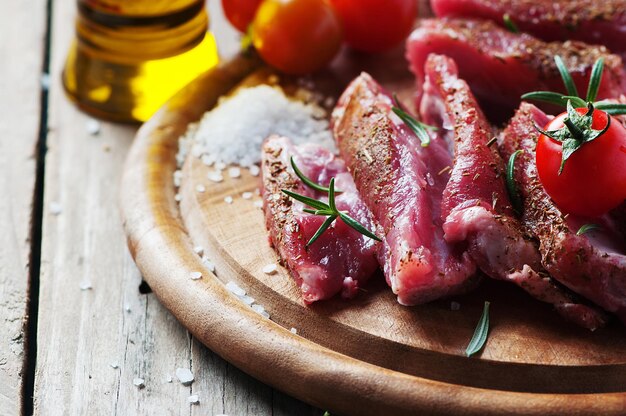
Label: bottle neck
xmin=75 ymin=0 xmax=208 ymax=63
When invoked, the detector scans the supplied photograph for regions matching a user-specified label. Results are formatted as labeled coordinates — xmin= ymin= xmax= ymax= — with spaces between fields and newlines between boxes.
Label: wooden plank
xmin=0 ymin=0 xmax=47 ymax=413
xmin=34 ymin=0 xmax=321 ymax=414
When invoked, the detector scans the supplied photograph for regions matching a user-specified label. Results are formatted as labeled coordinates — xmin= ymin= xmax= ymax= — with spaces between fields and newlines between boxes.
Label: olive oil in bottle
xmin=63 ymin=0 xmax=219 ymax=122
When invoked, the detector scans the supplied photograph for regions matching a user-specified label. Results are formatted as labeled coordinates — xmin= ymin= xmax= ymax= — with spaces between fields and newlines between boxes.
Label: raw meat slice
xmin=331 ymin=72 xmax=477 ymax=306
xmin=405 ymin=18 xmax=626 ymax=121
xmin=261 ymin=135 xmax=379 ymax=303
xmin=431 ymin=0 xmax=626 ymax=61
xmin=499 ymin=103 xmax=626 ymax=324
xmin=420 ymin=54 xmax=606 ymax=329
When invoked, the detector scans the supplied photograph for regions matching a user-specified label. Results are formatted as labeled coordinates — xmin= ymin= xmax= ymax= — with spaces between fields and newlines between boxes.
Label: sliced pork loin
xmin=331 ymin=73 xmax=477 ymax=306
xmin=406 ymin=18 xmax=626 ymax=121
xmin=420 ymin=54 xmax=607 ymax=329
xmin=261 ymin=135 xmax=379 ymax=303
xmin=431 ymin=0 xmax=626 ymax=61
xmin=499 ymin=103 xmax=626 ymax=324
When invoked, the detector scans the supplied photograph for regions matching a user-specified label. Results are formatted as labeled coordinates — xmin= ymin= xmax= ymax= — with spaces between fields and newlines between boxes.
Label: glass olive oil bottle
xmin=63 ymin=0 xmax=219 ymax=122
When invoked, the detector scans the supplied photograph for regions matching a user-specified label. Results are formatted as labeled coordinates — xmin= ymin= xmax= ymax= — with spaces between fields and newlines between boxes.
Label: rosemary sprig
xmin=466 ymin=301 xmax=490 ymax=357
xmin=391 ymin=94 xmax=436 ymax=147
xmin=290 ymin=156 xmax=341 ymax=194
xmin=586 ymin=58 xmax=604 ymax=102
xmin=554 ymin=55 xmax=579 ymax=98
xmin=576 ymin=223 xmax=601 ymax=236
xmin=282 ymin=177 xmax=381 ymax=247
xmin=503 ymin=14 xmax=519 ymax=33
xmin=506 ymin=150 xmax=524 ymax=214
xmin=521 ymin=56 xmax=626 ymax=115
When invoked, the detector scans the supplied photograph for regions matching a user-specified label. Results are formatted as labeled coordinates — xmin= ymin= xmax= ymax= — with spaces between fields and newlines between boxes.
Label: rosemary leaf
xmin=328 ymin=178 xmax=337 ymax=212
xmin=503 ymin=14 xmax=519 ymax=33
xmin=576 ymin=223 xmax=601 ymax=236
xmin=338 ymin=211 xmax=382 ymax=242
xmin=562 ymin=95 xmax=588 ymax=108
xmin=554 ymin=55 xmax=579 ymax=98
xmin=594 ymin=102 xmax=626 ymax=115
xmin=306 ymin=215 xmax=337 ymax=247
xmin=302 ymin=208 xmax=317 ymax=215
xmin=506 ymin=150 xmax=524 ymax=214
xmin=281 ymin=190 xmax=330 ymax=211
xmin=290 ymin=156 xmax=341 ymax=193
xmin=586 ymin=58 xmax=604 ymax=102
xmin=465 ymin=301 xmax=490 ymax=357
xmin=521 ymin=91 xmax=568 ymax=107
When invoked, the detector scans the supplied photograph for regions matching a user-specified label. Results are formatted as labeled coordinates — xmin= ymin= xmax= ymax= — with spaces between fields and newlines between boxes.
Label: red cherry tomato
xmin=222 ymin=0 xmax=263 ymax=33
xmin=252 ymin=0 xmax=342 ymax=75
xmin=536 ymin=108 xmax=626 ymax=217
xmin=329 ymin=0 xmax=417 ymax=53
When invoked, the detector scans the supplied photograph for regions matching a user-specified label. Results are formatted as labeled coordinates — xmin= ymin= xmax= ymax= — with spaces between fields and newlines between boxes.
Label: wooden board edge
xmin=119 ymin=55 xmax=626 ymax=416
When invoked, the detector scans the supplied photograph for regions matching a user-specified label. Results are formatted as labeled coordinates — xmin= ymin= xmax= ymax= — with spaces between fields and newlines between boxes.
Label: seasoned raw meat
xmin=406 ymin=18 xmax=626 ymax=121
xmin=261 ymin=135 xmax=379 ymax=303
xmin=331 ymin=73 xmax=477 ymax=306
xmin=499 ymin=103 xmax=626 ymax=324
xmin=420 ymin=54 xmax=607 ymax=329
xmin=431 ymin=0 xmax=626 ymax=61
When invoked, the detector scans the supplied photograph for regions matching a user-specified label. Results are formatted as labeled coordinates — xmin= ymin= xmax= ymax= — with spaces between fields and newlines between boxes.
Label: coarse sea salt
xmin=190 ymin=271 xmax=202 ymax=280
xmin=262 ymin=263 xmax=277 ymax=275
xmin=241 ymin=192 xmax=253 ymax=200
xmin=196 ymin=184 xmax=206 ymax=193
xmin=224 ymin=196 xmax=233 ymax=204
xmin=193 ymin=246 xmax=204 ymax=256
xmin=248 ymin=165 xmax=260 ymax=176
xmin=133 ymin=378 xmax=145 ymax=388
xmin=188 ymin=395 xmax=200 ymax=404
xmin=225 ymin=281 xmax=246 ymax=297
xmin=228 ymin=167 xmax=241 ymax=178
xmin=176 ymin=85 xmax=334 ymax=169
xmin=175 ymin=368 xmax=194 ymax=385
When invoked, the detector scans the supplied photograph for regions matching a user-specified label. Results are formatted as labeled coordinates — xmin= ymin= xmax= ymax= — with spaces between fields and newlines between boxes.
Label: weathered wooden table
xmin=1 ymin=1 xmax=322 ymax=414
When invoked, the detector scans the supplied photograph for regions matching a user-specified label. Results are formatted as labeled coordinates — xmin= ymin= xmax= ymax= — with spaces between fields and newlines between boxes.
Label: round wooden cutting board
xmin=121 ymin=52 xmax=626 ymax=415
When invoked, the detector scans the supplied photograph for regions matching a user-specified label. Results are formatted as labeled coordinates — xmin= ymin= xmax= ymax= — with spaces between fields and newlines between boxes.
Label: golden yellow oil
xmin=63 ymin=0 xmax=219 ymax=122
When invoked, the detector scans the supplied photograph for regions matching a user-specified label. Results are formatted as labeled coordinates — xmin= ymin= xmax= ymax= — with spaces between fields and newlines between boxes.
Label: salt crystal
xmin=215 ymin=162 xmax=227 ymax=171
xmin=290 ymin=328 xmax=297 ymax=334
xmin=251 ymin=304 xmax=270 ymax=319
xmin=165 ymin=375 xmax=173 ymax=383
xmin=248 ymin=165 xmax=260 ymax=177
xmin=196 ymin=184 xmax=206 ymax=193
xmin=124 ymin=304 xmax=131 ymax=313
xmin=133 ymin=378 xmax=145 ymax=388
xmin=40 ymin=73 xmax=50 ymax=90
xmin=224 ymin=196 xmax=233 ymax=204
xmin=208 ymin=171 xmax=224 ymax=183
xmin=79 ymin=281 xmax=92 ymax=291
xmin=203 ymin=259 xmax=216 ymax=273
xmin=201 ymin=154 xmax=215 ymax=166
xmin=254 ymin=200 xmax=263 ymax=209
xmin=241 ymin=192 xmax=253 ymax=200
xmin=451 ymin=301 xmax=461 ymax=311
xmin=225 ymin=281 xmax=246 ymax=297
xmin=238 ymin=294 xmax=255 ymax=305
xmin=110 ymin=362 xmax=119 ymax=369
xmin=188 ymin=394 xmax=200 ymax=404
xmin=193 ymin=246 xmax=204 ymax=256
xmin=175 ymin=368 xmax=194 ymax=385
xmin=174 ymin=193 xmax=182 ymax=202
xmin=262 ymin=263 xmax=277 ymax=275
xmin=190 ymin=271 xmax=202 ymax=280
xmin=86 ymin=118 xmax=101 ymax=136
xmin=173 ymin=170 xmax=183 ymax=187
xmin=175 ymin=86 xmax=334 ymax=169
xmin=49 ymin=202 xmax=62 ymax=216
xmin=228 ymin=167 xmax=241 ymax=178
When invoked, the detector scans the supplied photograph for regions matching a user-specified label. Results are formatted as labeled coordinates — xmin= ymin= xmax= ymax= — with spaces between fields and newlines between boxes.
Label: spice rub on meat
xmin=420 ymin=54 xmax=607 ymax=329
xmin=431 ymin=0 xmax=626 ymax=61
xmin=261 ymin=135 xmax=379 ymax=303
xmin=405 ymin=18 xmax=626 ymax=121
xmin=331 ymin=72 xmax=477 ymax=306
xmin=499 ymin=103 xmax=626 ymax=325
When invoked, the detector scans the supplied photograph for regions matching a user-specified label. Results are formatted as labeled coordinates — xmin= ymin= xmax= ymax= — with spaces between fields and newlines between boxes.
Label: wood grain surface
xmin=120 ymin=48 xmax=626 ymax=414
xmin=0 ymin=0 xmax=47 ymax=412
xmin=31 ymin=1 xmax=321 ymax=415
